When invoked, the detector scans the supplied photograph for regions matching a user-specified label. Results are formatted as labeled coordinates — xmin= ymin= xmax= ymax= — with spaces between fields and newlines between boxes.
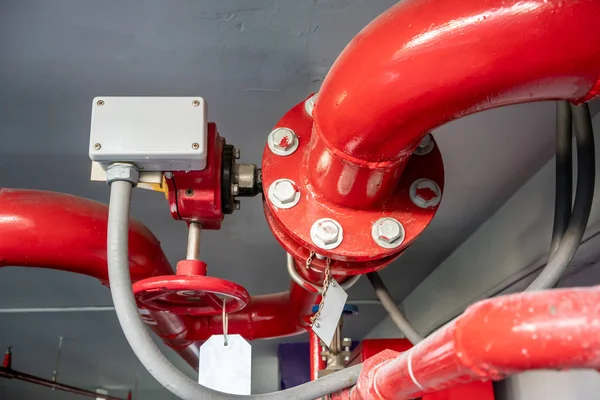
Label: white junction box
xmin=89 ymin=97 xmax=208 ymax=171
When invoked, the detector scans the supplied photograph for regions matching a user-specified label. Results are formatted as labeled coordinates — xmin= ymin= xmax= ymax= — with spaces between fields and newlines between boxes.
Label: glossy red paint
xmin=133 ymin=258 xmax=250 ymax=316
xmin=312 ymin=0 xmax=600 ymax=208
xmin=337 ymin=286 xmax=600 ymax=400
xmin=309 ymin=329 xmax=326 ymax=381
xmin=0 ymin=189 xmax=174 ymax=283
xmin=0 ymin=190 xmax=318 ymax=369
xmin=262 ymin=99 xmax=443 ymax=274
xmin=164 ymin=122 xmax=224 ymax=230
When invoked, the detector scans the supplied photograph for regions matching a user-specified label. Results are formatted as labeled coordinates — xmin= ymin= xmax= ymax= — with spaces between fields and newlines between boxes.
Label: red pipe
xmin=334 ymin=286 xmax=600 ymax=400
xmin=0 ymin=190 xmax=318 ymax=366
xmin=0 ymin=367 xmax=125 ymax=400
xmin=309 ymin=329 xmax=326 ymax=381
xmin=0 ymin=189 xmax=173 ymax=283
xmin=310 ymin=0 xmax=600 ymax=208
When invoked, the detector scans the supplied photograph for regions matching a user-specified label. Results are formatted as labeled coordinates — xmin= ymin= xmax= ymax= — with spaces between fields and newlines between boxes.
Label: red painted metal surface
xmin=312 ymin=0 xmax=600 ymax=208
xmin=0 ymin=189 xmax=173 ymax=284
xmin=261 ymin=99 xmax=444 ymax=274
xmin=0 ymin=190 xmax=318 ymax=369
xmin=133 ymin=275 xmax=250 ymax=316
xmin=0 ymin=367 xmax=125 ymax=400
xmin=133 ymin=258 xmax=250 ymax=316
xmin=164 ymin=122 xmax=224 ymax=230
xmin=335 ymin=286 xmax=600 ymax=400
xmin=309 ymin=329 xmax=325 ymax=381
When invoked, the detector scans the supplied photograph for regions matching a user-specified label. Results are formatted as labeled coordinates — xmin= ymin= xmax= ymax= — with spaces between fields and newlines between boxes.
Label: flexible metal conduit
xmin=107 ymin=176 xmax=363 ymax=400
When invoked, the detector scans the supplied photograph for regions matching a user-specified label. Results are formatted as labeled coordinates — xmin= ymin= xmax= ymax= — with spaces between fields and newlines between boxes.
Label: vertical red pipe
xmin=338 ymin=286 xmax=600 ymax=400
xmin=310 ymin=329 xmax=325 ymax=381
xmin=310 ymin=0 xmax=600 ymax=208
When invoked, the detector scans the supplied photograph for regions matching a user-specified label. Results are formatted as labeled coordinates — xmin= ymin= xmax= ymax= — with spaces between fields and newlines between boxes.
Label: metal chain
xmin=310 ymin=257 xmax=332 ymax=327
xmin=305 ymin=252 xmax=315 ymax=269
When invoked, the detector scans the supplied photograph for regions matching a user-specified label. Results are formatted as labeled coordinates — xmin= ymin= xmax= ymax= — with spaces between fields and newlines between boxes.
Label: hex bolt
xmin=311 ymin=218 xmax=343 ymax=249
xmin=231 ymin=184 xmax=240 ymax=196
xmin=268 ymin=179 xmax=300 ymax=209
xmin=410 ymin=179 xmax=442 ymax=208
xmin=234 ymin=200 xmax=241 ymax=210
xmin=234 ymin=148 xmax=241 ymax=159
xmin=267 ymin=128 xmax=299 ymax=156
xmin=305 ymin=93 xmax=318 ymax=117
xmin=273 ymin=180 xmax=297 ymax=204
xmin=414 ymin=133 xmax=434 ymax=155
xmin=372 ymin=217 xmax=405 ymax=249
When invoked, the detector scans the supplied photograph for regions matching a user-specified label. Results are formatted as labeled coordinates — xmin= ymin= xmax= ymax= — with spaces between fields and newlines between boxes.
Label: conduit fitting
xmin=262 ymin=97 xmax=444 ymax=275
xmin=106 ymin=163 xmax=139 ymax=186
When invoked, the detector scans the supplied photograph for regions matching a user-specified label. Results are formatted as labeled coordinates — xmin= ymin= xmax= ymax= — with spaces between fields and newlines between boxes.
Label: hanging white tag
xmin=198 ymin=334 xmax=252 ymax=395
xmin=311 ymin=278 xmax=348 ymax=347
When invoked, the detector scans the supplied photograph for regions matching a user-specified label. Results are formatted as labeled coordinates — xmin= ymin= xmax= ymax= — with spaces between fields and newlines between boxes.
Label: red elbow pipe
xmin=339 ymin=286 xmax=600 ymax=400
xmin=0 ymin=189 xmax=317 ymax=368
xmin=0 ymin=189 xmax=173 ymax=283
xmin=311 ymin=0 xmax=600 ymax=207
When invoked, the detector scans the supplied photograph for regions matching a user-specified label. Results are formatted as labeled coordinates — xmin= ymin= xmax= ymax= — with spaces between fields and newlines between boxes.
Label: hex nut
xmin=410 ymin=179 xmax=441 ymax=208
xmin=305 ymin=93 xmax=318 ymax=117
xmin=268 ymin=179 xmax=300 ymax=209
xmin=372 ymin=218 xmax=405 ymax=249
xmin=413 ymin=134 xmax=434 ymax=155
xmin=272 ymin=181 xmax=296 ymax=204
xmin=106 ymin=163 xmax=139 ymax=186
xmin=267 ymin=128 xmax=299 ymax=156
xmin=310 ymin=218 xmax=343 ymax=250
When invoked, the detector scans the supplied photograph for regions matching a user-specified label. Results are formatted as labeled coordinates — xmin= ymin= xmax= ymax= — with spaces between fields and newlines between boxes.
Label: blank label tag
xmin=198 ymin=334 xmax=251 ymax=395
xmin=312 ymin=279 xmax=348 ymax=347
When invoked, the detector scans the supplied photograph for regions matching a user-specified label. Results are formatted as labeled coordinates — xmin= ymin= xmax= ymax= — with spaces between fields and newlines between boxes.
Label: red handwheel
xmin=133 ymin=275 xmax=250 ymax=316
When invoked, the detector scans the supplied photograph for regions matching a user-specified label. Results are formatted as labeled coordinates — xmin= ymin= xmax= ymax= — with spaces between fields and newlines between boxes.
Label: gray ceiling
xmin=0 ymin=0 xmax=561 ymax=397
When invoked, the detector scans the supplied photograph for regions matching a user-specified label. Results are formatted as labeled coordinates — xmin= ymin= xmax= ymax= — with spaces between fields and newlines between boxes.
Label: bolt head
xmin=192 ymin=142 xmax=200 ymax=150
xmin=410 ymin=179 xmax=441 ymax=208
xmin=305 ymin=93 xmax=318 ymax=117
xmin=414 ymin=134 xmax=434 ymax=155
xmin=376 ymin=219 xmax=403 ymax=244
xmin=272 ymin=180 xmax=297 ymax=204
xmin=272 ymin=128 xmax=296 ymax=151
xmin=192 ymin=100 xmax=200 ymax=107
xmin=315 ymin=220 xmax=340 ymax=245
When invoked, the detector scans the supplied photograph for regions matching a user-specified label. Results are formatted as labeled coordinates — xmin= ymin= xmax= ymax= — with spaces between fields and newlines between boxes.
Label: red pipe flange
xmin=261 ymin=96 xmax=444 ymax=274
xmin=133 ymin=260 xmax=250 ymax=316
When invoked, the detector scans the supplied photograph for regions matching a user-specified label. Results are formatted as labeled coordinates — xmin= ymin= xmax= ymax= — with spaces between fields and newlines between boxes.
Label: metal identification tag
xmin=198 ymin=334 xmax=252 ymax=395
xmin=311 ymin=278 xmax=348 ymax=347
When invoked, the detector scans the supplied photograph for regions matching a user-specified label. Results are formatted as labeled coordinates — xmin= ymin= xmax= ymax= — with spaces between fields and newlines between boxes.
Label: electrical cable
xmin=550 ymin=101 xmax=573 ymax=255
xmin=366 ymin=271 xmax=424 ymax=345
xmin=107 ymin=175 xmax=362 ymax=400
xmin=527 ymin=102 xmax=595 ymax=291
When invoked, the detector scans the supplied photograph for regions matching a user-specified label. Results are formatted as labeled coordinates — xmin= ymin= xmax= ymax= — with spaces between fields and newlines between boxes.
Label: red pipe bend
xmin=311 ymin=0 xmax=600 ymax=206
xmin=0 ymin=189 xmax=173 ymax=283
xmin=0 ymin=190 xmax=317 ymax=368
xmin=341 ymin=286 xmax=600 ymax=400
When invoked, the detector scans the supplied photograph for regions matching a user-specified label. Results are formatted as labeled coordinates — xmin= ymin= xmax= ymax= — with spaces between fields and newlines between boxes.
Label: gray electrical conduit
xmin=365 ymin=271 xmax=424 ymax=345
xmin=527 ymin=103 xmax=596 ymax=291
xmin=107 ymin=178 xmax=362 ymax=400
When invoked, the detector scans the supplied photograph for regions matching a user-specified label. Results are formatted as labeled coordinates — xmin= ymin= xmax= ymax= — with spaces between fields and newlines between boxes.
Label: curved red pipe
xmin=337 ymin=286 xmax=600 ymax=400
xmin=0 ymin=189 xmax=173 ymax=283
xmin=0 ymin=189 xmax=316 ymax=368
xmin=310 ymin=0 xmax=600 ymax=208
